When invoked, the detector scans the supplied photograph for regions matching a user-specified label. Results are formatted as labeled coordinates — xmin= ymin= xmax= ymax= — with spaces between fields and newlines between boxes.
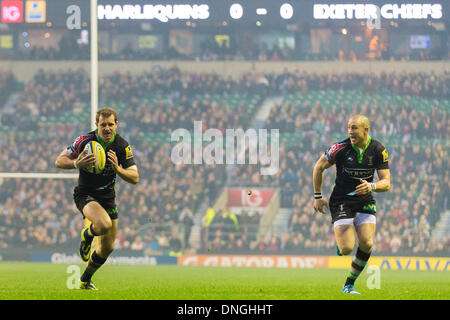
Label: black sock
xmin=84 ymin=225 xmax=98 ymax=242
xmin=80 ymin=251 xmax=107 ymax=282
xmin=345 ymin=247 xmax=371 ymax=286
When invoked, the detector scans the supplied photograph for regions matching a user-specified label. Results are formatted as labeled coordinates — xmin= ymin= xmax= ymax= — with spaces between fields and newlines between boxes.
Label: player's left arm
xmin=107 ymin=149 xmax=139 ymax=184
xmin=373 ymin=145 xmax=390 ymax=192
xmin=356 ymin=169 xmax=390 ymax=195
xmin=373 ymin=168 xmax=390 ymax=192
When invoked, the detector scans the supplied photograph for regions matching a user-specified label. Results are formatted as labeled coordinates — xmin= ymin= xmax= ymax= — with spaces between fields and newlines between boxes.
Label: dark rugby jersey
xmin=324 ymin=136 xmax=389 ymax=202
xmin=67 ymin=130 xmax=136 ymax=194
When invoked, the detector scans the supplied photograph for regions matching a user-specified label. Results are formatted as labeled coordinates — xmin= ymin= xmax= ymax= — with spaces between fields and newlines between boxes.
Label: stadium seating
xmin=0 ymin=68 xmax=448 ymax=256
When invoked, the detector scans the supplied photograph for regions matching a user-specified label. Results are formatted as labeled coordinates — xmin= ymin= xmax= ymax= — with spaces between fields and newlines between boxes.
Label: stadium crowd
xmin=0 ymin=67 xmax=448 ymax=257
xmin=7 ymin=31 xmax=447 ymax=62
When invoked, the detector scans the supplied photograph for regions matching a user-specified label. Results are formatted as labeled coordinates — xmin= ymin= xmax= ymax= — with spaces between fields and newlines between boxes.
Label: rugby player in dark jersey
xmin=55 ymin=107 xmax=139 ymax=290
xmin=313 ymin=114 xmax=390 ymax=294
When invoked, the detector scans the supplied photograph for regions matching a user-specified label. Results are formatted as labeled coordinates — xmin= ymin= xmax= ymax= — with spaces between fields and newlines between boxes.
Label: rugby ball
xmin=83 ymin=141 xmax=106 ymax=174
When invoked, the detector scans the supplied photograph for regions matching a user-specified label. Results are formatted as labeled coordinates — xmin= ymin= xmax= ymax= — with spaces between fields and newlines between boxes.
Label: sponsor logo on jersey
xmin=362 ymin=204 xmax=377 ymax=213
xmin=382 ymin=149 xmax=389 ymax=163
xmin=343 ymin=167 xmax=374 ymax=179
xmin=125 ymin=145 xmax=134 ymax=159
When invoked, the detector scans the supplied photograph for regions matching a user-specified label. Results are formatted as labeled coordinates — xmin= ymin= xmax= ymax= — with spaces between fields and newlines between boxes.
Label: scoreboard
xmin=0 ymin=0 xmax=447 ymax=26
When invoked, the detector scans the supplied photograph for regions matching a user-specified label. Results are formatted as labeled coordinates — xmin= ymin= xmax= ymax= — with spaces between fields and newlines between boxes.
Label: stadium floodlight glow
xmin=280 ymin=3 xmax=294 ymax=19
xmin=313 ymin=3 xmax=443 ymax=20
xmin=229 ymin=3 xmax=243 ymax=19
xmin=256 ymin=8 xmax=267 ymax=16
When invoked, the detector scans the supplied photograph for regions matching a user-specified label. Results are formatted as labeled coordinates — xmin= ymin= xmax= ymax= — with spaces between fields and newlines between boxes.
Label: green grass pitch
xmin=0 ymin=262 xmax=448 ymax=300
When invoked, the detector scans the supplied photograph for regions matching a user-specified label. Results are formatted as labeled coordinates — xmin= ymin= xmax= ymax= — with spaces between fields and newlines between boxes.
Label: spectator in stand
xmin=131 ymin=236 xmax=143 ymax=251
xmin=179 ymin=206 xmax=194 ymax=249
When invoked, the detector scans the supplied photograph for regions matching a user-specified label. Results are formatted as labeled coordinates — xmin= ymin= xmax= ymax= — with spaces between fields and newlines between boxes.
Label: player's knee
xmin=359 ymin=239 xmax=373 ymax=252
xmin=96 ymin=219 xmax=113 ymax=235
xmin=341 ymin=247 xmax=353 ymax=255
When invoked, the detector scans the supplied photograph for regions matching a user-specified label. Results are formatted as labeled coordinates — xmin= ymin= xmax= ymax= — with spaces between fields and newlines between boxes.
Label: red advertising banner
xmin=227 ymin=188 xmax=275 ymax=208
xmin=1 ymin=0 xmax=23 ymax=23
xmin=178 ymin=255 xmax=328 ymax=269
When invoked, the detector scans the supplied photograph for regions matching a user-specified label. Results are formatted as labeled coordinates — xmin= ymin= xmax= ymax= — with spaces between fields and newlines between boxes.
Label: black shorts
xmin=73 ymin=187 xmax=118 ymax=220
xmin=328 ymin=197 xmax=376 ymax=224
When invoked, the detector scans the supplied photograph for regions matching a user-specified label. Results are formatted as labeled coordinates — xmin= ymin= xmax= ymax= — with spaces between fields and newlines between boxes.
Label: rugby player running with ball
xmin=56 ymin=107 xmax=139 ymax=290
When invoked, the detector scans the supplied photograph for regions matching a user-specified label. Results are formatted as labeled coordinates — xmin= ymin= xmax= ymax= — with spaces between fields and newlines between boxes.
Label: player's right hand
xmin=314 ymin=199 xmax=329 ymax=214
xmin=76 ymin=150 xmax=95 ymax=169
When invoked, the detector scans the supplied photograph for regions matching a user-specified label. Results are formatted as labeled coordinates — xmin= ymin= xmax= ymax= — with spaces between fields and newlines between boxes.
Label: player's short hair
xmin=96 ymin=107 xmax=118 ymax=123
xmin=350 ymin=114 xmax=370 ymax=129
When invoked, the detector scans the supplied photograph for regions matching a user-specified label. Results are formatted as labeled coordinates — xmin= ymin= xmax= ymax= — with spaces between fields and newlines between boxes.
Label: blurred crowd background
xmin=0 ymin=0 xmax=448 ymax=258
xmin=0 ymin=66 xmax=448 ymax=257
